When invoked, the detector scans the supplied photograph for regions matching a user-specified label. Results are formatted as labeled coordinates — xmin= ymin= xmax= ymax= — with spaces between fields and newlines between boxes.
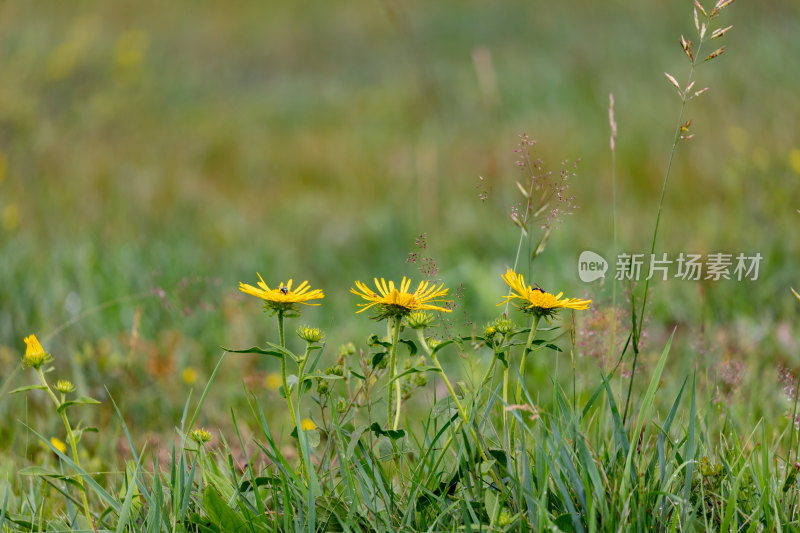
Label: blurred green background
xmin=1 ymin=0 xmax=799 ymax=455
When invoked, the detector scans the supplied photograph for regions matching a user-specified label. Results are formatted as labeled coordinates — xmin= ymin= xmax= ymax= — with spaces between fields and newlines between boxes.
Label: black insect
xmin=532 ymin=284 xmax=545 ymax=293
xmin=279 ymin=285 xmax=289 ymax=295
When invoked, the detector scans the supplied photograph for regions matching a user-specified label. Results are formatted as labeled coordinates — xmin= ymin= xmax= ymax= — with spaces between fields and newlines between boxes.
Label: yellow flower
xmin=351 ymin=277 xmax=452 ymax=320
xmin=265 ymin=372 xmax=283 ymax=390
xmin=300 ymin=418 xmax=316 ymax=431
xmin=51 ymin=437 xmax=67 ymax=454
xmin=239 ymin=274 xmax=324 ymax=314
xmin=182 ymin=367 xmax=198 ymax=385
xmin=23 ymin=334 xmax=52 ymax=369
xmin=499 ymin=269 xmax=591 ymax=317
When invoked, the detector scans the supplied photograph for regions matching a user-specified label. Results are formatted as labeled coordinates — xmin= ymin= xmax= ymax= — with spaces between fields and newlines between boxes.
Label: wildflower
xmin=351 ymin=277 xmax=451 ymax=320
xmin=23 ymin=335 xmax=53 ymax=369
xmin=265 ymin=372 xmax=283 ymax=390
xmin=406 ymin=311 xmax=434 ymax=329
xmin=499 ymin=269 xmax=591 ymax=318
xmin=300 ymin=418 xmax=316 ymax=431
xmin=182 ymin=367 xmax=198 ymax=385
xmin=54 ymin=380 xmax=76 ymax=394
xmin=296 ymin=326 xmax=325 ymax=343
xmin=190 ymin=428 xmax=212 ymax=444
xmin=239 ymin=274 xmax=324 ymax=315
xmin=50 ymin=437 xmax=67 ymax=454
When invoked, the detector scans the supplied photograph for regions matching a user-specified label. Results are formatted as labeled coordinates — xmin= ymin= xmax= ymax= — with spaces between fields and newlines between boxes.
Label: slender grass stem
xmin=624 ymin=25 xmax=708 ymax=423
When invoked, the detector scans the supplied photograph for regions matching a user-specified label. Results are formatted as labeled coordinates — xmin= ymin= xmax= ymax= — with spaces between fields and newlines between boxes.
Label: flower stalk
xmin=35 ymin=370 xmax=93 ymax=525
xmin=387 ymin=316 xmax=402 ymax=430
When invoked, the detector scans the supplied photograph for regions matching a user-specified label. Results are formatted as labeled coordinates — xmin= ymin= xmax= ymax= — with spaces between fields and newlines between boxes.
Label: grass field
xmin=1 ymin=0 xmax=800 ymax=530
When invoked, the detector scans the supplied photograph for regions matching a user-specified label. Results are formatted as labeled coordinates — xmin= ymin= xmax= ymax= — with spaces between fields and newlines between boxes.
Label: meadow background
xmin=1 ymin=0 xmax=799 ymax=504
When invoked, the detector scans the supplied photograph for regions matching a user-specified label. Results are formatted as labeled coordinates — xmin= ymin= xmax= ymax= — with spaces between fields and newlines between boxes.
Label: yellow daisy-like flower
xmin=23 ymin=334 xmax=53 ymax=369
xmin=499 ymin=268 xmax=591 ymax=317
xmin=300 ymin=418 xmax=316 ymax=431
xmin=239 ymin=274 xmax=324 ymax=314
xmin=351 ymin=277 xmax=452 ymax=320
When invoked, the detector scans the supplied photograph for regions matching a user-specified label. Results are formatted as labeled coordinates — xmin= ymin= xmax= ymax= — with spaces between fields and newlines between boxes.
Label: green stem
xmin=387 ymin=317 xmax=402 ymax=430
xmin=502 ymin=364 xmax=510 ymax=444
xmin=37 ymin=369 xmax=92 ymax=526
xmin=277 ymin=312 xmax=298 ymax=429
xmin=510 ymin=315 xmax=540 ymax=440
xmin=417 ymin=331 xmax=506 ymax=497
xmin=515 ymin=315 xmax=541 ymax=405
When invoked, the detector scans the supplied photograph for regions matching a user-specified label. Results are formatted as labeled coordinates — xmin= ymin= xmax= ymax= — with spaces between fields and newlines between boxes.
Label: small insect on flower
xmin=279 ymin=285 xmax=288 ymax=295
xmin=499 ymin=268 xmax=591 ymax=318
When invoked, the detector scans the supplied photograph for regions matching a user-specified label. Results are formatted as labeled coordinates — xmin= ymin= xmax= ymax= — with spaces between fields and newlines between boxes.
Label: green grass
xmin=1 ymin=0 xmax=800 ymax=530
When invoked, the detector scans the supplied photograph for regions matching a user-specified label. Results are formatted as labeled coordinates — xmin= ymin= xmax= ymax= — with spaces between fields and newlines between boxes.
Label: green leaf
xmin=56 ymin=396 xmax=101 ymax=414
xmin=301 ymin=373 xmax=345 ymax=383
xmin=386 ymin=365 xmax=441 ymax=386
xmin=553 ymin=513 xmax=576 ymax=532
xmin=372 ymin=351 xmax=387 ymax=367
xmin=116 ymin=453 xmax=144 ymax=533
xmin=8 ymin=385 xmax=48 ymax=394
xmin=398 ymin=338 xmax=417 ymax=356
xmin=18 ymin=467 xmax=85 ymax=491
xmin=369 ymin=422 xmax=405 ymax=441
xmin=203 ymin=486 xmax=247 ymax=532
xmin=18 ymin=466 xmax=61 ymax=477
xmin=346 ymin=424 xmax=370 ymax=458
xmin=366 ymin=334 xmax=391 ymax=348
xmin=223 ymin=346 xmax=284 ymax=359
xmin=237 ymin=476 xmax=278 ymax=493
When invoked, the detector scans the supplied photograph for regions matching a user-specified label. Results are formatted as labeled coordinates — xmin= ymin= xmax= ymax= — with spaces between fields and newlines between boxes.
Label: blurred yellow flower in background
xmin=182 ymin=367 xmax=198 ymax=385
xmin=50 ymin=437 xmax=67 ymax=454
xmin=265 ymin=373 xmax=283 ymax=390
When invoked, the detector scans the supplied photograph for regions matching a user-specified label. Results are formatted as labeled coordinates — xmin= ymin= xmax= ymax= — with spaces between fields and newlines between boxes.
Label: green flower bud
xmin=54 ymin=380 xmax=76 ymax=394
xmin=406 ymin=311 xmax=434 ymax=329
xmin=296 ymin=326 xmax=325 ymax=343
xmin=190 ymin=428 xmax=213 ymax=444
